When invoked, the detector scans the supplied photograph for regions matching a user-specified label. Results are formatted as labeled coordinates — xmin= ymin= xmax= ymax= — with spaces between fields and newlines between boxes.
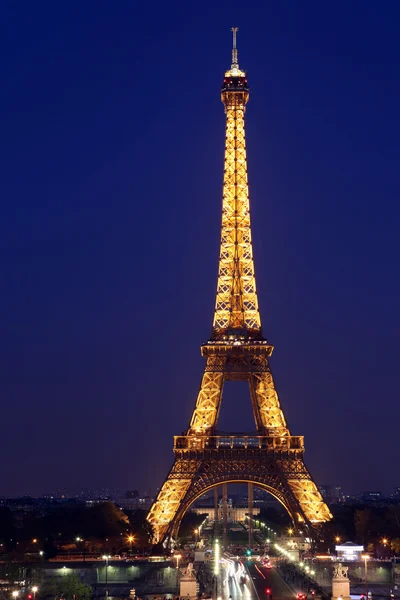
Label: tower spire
xmin=231 ymin=26 xmax=239 ymax=68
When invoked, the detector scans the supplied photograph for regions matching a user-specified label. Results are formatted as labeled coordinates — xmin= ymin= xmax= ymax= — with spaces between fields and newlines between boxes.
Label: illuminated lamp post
xmin=32 ymin=587 xmax=38 ymax=600
xmin=175 ymin=553 xmax=182 ymax=569
xmin=128 ymin=535 xmax=135 ymax=554
xmin=76 ymin=536 xmax=86 ymax=562
xmin=382 ymin=538 xmax=389 ymax=556
xmin=102 ymin=555 xmax=111 ymax=599
xmin=214 ymin=539 xmax=220 ymax=599
xmin=174 ymin=553 xmax=182 ymax=594
xmin=361 ymin=554 xmax=369 ymax=599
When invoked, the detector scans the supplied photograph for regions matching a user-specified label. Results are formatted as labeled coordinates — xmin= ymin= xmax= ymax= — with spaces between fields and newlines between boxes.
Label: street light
xmin=174 ymin=554 xmax=182 ymax=569
xmin=335 ymin=536 xmax=341 ymax=543
xmin=288 ymin=528 xmax=294 ymax=536
xmin=127 ymin=535 xmax=135 ymax=553
xmin=102 ymin=555 xmax=111 ymax=599
xmin=362 ymin=555 xmax=369 ymax=599
xmin=32 ymin=587 xmax=38 ymax=600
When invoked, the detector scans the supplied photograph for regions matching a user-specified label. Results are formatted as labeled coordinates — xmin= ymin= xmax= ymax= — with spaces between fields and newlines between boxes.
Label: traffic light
xmin=246 ymin=549 xmax=251 ymax=556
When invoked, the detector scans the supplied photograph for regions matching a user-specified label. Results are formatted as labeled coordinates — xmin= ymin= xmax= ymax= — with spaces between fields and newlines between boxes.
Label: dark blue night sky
xmin=1 ymin=2 xmax=399 ymax=497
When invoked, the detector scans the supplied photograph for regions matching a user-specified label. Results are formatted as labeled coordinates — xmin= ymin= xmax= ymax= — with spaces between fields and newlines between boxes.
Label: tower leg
xmin=222 ymin=483 xmax=228 ymax=549
xmin=250 ymin=367 xmax=288 ymax=436
xmin=248 ymin=482 xmax=254 ymax=549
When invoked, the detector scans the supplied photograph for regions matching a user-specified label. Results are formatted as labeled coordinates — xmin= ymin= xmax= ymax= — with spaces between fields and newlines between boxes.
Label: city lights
xmin=214 ymin=539 xmax=220 ymax=575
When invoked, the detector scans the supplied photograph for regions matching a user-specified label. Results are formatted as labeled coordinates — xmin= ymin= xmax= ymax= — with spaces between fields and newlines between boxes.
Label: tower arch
xmin=169 ymin=479 xmax=299 ymax=542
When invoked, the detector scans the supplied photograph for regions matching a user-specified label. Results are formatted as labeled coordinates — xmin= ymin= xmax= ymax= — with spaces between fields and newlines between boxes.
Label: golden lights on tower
xmin=146 ymin=29 xmax=332 ymax=545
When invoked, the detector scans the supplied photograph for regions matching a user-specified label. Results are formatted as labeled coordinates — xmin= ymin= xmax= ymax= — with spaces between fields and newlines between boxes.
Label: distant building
xmin=335 ymin=541 xmax=364 ymax=561
xmin=318 ymin=485 xmax=345 ymax=504
xmin=76 ymin=488 xmax=113 ymax=501
xmin=393 ymin=488 xmax=400 ymax=500
xmin=191 ymin=498 xmax=259 ymax=522
xmin=114 ymin=494 xmax=153 ymax=511
xmin=361 ymin=491 xmax=383 ymax=502
xmin=125 ymin=490 xmax=139 ymax=499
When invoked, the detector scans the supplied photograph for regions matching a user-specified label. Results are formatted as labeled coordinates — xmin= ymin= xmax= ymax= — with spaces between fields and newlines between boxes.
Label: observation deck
xmin=202 ymin=330 xmax=274 ymax=357
xmin=201 ymin=339 xmax=273 ymax=358
xmin=174 ymin=434 xmax=304 ymax=458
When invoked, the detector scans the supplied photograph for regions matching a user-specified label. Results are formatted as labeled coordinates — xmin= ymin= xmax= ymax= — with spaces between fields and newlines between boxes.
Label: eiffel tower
xmin=147 ymin=29 xmax=332 ymax=545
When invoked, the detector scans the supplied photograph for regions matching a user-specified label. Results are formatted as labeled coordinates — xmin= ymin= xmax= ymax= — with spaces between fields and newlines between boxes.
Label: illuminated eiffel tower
xmin=147 ymin=29 xmax=332 ymax=545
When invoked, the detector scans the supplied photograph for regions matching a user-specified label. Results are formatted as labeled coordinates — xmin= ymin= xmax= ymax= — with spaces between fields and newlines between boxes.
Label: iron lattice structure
xmin=147 ymin=29 xmax=332 ymax=544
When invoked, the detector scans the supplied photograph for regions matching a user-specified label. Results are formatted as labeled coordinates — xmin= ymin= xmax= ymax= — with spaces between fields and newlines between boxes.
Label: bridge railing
xmin=173 ymin=435 xmax=304 ymax=451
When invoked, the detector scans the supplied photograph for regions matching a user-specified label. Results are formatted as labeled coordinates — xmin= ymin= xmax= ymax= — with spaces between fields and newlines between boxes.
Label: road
xmin=246 ymin=561 xmax=297 ymax=600
xmin=217 ymin=559 xmax=297 ymax=600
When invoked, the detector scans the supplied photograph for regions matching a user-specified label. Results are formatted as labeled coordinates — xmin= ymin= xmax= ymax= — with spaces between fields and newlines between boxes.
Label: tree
xmin=178 ymin=512 xmax=208 ymax=542
xmin=387 ymin=507 xmax=400 ymax=537
xmin=85 ymin=502 xmax=129 ymax=538
xmin=355 ymin=509 xmax=375 ymax=544
xmin=125 ymin=509 xmax=154 ymax=548
xmin=259 ymin=506 xmax=291 ymax=530
xmin=42 ymin=573 xmax=91 ymax=600
xmin=0 ymin=507 xmax=16 ymax=550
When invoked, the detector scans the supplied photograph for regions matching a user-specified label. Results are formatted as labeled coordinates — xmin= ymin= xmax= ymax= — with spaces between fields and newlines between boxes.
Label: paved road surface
xmin=218 ymin=559 xmax=297 ymax=600
xmin=246 ymin=562 xmax=297 ymax=600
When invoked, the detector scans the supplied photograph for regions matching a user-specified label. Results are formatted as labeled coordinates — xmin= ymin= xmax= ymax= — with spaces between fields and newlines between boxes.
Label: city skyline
xmin=1 ymin=3 xmax=400 ymax=498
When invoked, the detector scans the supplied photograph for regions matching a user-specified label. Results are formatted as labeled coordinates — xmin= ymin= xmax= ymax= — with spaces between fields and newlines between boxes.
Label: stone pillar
xmin=180 ymin=574 xmax=197 ymax=599
xmin=332 ymin=563 xmax=351 ymax=600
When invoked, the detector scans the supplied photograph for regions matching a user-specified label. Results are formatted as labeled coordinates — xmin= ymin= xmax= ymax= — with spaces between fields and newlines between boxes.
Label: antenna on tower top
xmin=231 ymin=27 xmax=239 ymax=68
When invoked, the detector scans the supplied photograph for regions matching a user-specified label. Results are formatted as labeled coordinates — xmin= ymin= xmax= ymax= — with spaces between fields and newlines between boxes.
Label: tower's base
xmin=147 ymin=435 xmax=332 ymax=544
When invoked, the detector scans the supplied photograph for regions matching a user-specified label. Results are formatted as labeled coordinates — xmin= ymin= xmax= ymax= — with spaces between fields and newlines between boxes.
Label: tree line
xmin=0 ymin=502 xmax=153 ymax=557
xmin=318 ymin=503 xmax=400 ymax=554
